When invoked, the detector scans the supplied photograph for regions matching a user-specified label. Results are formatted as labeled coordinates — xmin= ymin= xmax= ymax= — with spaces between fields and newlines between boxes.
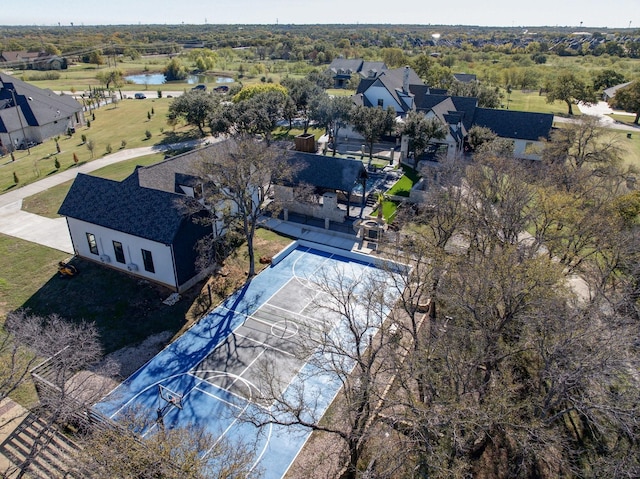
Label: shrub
xmin=81 ymin=134 xmax=87 ymax=143
xmin=105 ymin=144 xmax=112 ymax=154
xmin=145 ymin=130 xmax=152 ymax=139
xmin=120 ymin=139 xmax=127 ymax=149
xmin=157 ymin=90 xmax=162 ymax=98
xmin=54 ymin=157 xmax=60 ymax=169
xmin=13 ymin=172 xmax=18 ymax=184
xmin=73 ymin=152 xmax=79 ymax=164
xmin=87 ymin=120 xmax=91 ymax=128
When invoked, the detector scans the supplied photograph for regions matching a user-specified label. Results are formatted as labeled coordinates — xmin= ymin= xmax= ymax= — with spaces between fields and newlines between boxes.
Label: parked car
xmin=192 ymin=84 xmax=207 ymax=91
xmin=134 ymin=93 xmax=146 ymax=99
xmin=214 ymin=85 xmax=229 ymax=93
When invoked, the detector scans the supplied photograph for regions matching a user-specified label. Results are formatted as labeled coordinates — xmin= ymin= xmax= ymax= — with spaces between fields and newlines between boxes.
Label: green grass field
xmin=0 ymin=97 xmax=199 ymax=192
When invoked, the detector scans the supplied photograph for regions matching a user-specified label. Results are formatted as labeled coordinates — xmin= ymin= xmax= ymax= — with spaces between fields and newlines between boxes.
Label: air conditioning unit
xmin=99 ymin=254 xmax=111 ymax=264
xmin=126 ymin=263 xmax=138 ymax=272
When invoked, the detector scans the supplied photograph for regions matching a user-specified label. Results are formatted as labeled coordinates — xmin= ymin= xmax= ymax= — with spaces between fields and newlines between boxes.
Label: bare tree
xmin=245 ymin=265 xmax=402 ymax=479
xmin=2 ymin=310 xmax=114 ymax=478
xmin=73 ymin=406 xmax=259 ymax=479
xmin=194 ymin=136 xmax=294 ymax=277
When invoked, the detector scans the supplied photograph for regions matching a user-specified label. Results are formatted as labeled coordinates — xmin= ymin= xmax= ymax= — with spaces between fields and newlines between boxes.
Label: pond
xmin=124 ymin=73 xmax=234 ymax=85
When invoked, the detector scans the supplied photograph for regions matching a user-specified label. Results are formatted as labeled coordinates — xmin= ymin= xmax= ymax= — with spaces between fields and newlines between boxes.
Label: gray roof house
xmin=353 ymin=66 xmax=554 ymax=161
xmin=273 ymin=151 xmax=370 ymax=228
xmin=57 ymin=142 xmax=371 ymax=289
xmin=328 ymin=58 xmax=388 ymax=88
xmin=603 ymin=81 xmax=633 ymax=101
xmin=0 ymin=73 xmax=84 ymax=152
xmin=58 ymin=156 xmax=212 ymax=293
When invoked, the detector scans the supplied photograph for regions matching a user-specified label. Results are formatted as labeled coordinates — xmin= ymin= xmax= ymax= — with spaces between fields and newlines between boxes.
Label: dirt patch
xmin=97 ymin=330 xmax=173 ymax=381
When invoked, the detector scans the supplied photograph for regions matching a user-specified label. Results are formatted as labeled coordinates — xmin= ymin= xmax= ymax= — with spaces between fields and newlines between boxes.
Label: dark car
xmin=214 ymin=85 xmax=229 ymax=93
xmin=192 ymin=84 xmax=207 ymax=91
xmin=134 ymin=93 xmax=146 ymax=99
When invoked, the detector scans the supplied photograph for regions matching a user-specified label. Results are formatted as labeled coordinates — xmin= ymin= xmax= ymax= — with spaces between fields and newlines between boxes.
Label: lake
xmin=125 ymin=73 xmax=234 ymax=85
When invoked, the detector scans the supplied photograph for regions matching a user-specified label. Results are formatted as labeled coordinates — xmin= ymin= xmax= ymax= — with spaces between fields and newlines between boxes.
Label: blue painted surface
xmin=95 ymin=244 xmax=400 ymax=478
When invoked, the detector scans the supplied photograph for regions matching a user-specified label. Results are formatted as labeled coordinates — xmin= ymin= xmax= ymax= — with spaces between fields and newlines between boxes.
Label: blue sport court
xmin=95 ymin=241 xmax=403 ymax=478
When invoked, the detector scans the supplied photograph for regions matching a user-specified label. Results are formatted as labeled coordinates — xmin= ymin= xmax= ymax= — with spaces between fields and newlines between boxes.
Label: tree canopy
xmin=609 ymin=80 xmax=640 ymax=124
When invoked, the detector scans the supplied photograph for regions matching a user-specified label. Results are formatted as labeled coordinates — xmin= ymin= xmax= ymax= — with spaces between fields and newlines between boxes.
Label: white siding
xmin=66 ymin=218 xmax=178 ymax=289
xmin=363 ymin=86 xmax=402 ymax=113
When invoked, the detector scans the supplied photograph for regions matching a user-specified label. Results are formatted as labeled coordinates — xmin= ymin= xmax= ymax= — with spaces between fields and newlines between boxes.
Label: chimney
xmin=403 ymin=66 xmax=410 ymax=93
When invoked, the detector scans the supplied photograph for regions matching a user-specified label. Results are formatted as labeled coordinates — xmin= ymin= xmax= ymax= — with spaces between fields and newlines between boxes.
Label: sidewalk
xmin=0 ymin=137 xmax=212 ymax=254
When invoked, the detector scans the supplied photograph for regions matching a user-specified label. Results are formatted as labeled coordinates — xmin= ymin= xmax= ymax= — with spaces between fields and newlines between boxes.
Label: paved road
xmin=0 ymin=137 xmax=213 ymax=254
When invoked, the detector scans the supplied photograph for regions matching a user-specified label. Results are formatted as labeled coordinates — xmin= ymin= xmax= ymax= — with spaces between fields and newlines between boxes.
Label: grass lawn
xmin=0 ymin=98 xmax=199 ymax=193
xmin=504 ymin=89 xmax=578 ymax=116
xmin=1 ymin=228 xmax=292 ymax=354
xmin=620 ymin=132 xmax=640 ymax=169
xmin=607 ymin=114 xmax=639 ymax=126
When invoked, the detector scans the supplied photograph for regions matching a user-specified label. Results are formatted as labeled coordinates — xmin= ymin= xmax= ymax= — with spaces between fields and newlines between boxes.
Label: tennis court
xmin=94 ymin=241 xmax=403 ymax=478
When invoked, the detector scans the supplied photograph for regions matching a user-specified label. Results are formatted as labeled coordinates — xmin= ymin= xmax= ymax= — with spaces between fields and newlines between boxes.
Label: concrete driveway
xmin=0 ymin=137 xmax=213 ymax=255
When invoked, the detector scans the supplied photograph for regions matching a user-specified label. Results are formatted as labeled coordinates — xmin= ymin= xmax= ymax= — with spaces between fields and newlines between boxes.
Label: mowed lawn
xmin=0 ymin=228 xmax=292 ymax=356
xmin=0 ymin=97 xmax=199 ymax=192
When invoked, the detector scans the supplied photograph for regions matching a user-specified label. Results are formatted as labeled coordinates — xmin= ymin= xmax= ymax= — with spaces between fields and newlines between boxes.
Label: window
xmin=86 ymin=233 xmax=98 ymax=255
xmin=377 ymin=98 xmax=384 ymax=107
xmin=113 ymin=241 xmax=125 ymax=264
xmin=141 ymin=249 xmax=155 ymax=273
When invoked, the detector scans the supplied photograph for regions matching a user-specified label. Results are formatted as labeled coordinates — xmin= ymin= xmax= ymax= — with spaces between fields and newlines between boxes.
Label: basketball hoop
xmin=158 ymin=384 xmax=184 ymax=410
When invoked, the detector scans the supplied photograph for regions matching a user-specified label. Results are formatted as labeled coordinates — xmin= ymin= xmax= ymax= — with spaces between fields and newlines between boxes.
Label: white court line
xmin=231 ymin=349 xmax=266 ymax=389
xmin=248 ymin=309 xmax=322 ymax=333
xmin=234 ymin=332 xmax=296 ymax=357
xmin=261 ymin=300 xmax=326 ymax=326
xmin=203 ymin=401 xmax=252 ymax=458
xmin=193 ymin=386 xmax=243 ymax=410
xmin=185 ymin=371 xmax=250 ymax=404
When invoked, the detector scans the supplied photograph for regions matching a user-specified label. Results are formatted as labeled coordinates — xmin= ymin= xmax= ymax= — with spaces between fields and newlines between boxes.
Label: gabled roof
xmin=0 ymin=73 xmax=82 ymax=132
xmin=359 ymin=62 xmax=387 ymax=78
xmin=418 ymin=94 xmax=478 ymax=132
xmin=137 ymin=148 xmax=205 ymax=193
xmin=472 ymin=108 xmax=554 ymax=141
xmin=283 ymin=152 xmax=367 ymax=192
xmin=329 ymin=58 xmax=388 ymax=78
xmin=329 ymin=58 xmax=364 ymax=74
xmin=603 ymin=81 xmax=633 ymax=99
xmin=58 ymin=171 xmax=193 ymax=245
xmin=356 ymin=67 xmax=426 ymax=114
xmin=453 ymin=73 xmax=477 ymax=83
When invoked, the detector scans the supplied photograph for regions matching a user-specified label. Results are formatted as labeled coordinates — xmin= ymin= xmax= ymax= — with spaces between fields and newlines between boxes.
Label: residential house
xmin=603 ymin=81 xmax=633 ymax=102
xmin=0 ymin=73 xmax=84 ymax=152
xmin=352 ymin=66 xmax=553 ymax=161
xmin=0 ymin=51 xmax=67 ymax=70
xmin=58 ymin=149 xmax=221 ymax=293
xmin=328 ymin=58 xmax=388 ymax=88
xmin=274 ymin=152 xmax=369 ymax=225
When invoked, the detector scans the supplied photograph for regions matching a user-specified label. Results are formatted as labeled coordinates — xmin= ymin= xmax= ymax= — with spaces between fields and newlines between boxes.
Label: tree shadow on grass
xmin=156 ymin=130 xmax=203 ymax=146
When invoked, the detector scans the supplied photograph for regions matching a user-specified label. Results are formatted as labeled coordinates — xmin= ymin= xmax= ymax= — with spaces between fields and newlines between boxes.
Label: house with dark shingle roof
xmin=274 ymin=151 xmax=368 ymax=224
xmin=58 ymin=158 xmax=213 ymax=293
xmin=328 ymin=58 xmax=388 ymax=88
xmin=0 ymin=72 xmax=83 ymax=151
xmin=352 ymin=66 xmax=553 ymax=161
xmin=58 ymin=142 xmax=369 ymax=288
xmin=0 ymin=51 xmax=67 ymax=70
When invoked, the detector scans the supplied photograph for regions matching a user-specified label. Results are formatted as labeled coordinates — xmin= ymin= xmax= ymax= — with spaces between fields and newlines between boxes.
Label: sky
xmin=3 ymin=0 xmax=637 ymax=28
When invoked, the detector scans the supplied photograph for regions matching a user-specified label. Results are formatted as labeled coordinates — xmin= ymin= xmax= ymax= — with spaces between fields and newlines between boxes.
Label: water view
xmin=125 ymin=73 xmax=234 ymax=85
